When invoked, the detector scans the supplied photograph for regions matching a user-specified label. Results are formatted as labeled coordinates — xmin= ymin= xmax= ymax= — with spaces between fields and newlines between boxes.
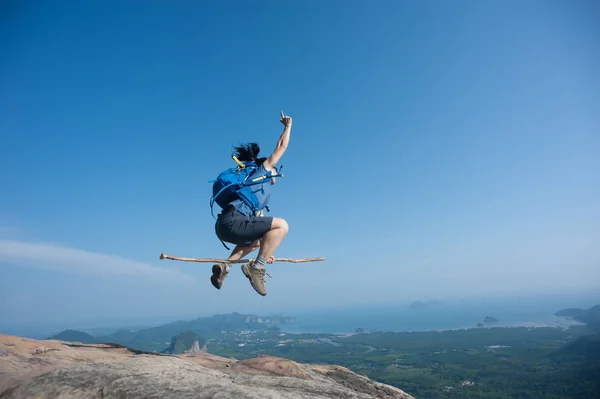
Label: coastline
xmin=281 ymin=315 xmax=585 ymax=336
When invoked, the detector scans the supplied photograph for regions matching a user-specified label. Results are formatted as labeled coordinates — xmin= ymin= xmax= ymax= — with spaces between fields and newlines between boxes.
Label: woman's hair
xmin=233 ymin=143 xmax=267 ymax=166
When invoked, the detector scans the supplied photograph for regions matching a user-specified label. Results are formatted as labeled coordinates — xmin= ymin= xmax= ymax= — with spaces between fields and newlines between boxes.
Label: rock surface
xmin=0 ymin=334 xmax=414 ymax=399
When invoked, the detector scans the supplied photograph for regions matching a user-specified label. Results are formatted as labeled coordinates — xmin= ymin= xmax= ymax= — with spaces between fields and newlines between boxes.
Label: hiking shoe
xmin=241 ymin=262 xmax=272 ymax=296
xmin=211 ymin=263 xmax=231 ymax=289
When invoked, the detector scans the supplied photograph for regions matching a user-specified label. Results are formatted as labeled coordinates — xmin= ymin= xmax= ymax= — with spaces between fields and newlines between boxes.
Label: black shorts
xmin=215 ymin=208 xmax=273 ymax=246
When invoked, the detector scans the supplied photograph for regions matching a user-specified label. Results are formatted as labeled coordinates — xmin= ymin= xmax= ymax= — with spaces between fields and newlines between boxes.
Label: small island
xmin=484 ymin=316 xmax=499 ymax=325
xmin=408 ymin=300 xmax=442 ymax=311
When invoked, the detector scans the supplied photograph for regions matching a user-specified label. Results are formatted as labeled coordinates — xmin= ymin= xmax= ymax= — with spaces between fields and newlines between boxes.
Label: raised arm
xmin=263 ymin=111 xmax=292 ymax=172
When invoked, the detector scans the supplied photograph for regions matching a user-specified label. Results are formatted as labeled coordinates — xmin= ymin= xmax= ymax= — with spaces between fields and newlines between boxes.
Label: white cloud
xmin=0 ymin=225 xmax=18 ymax=238
xmin=0 ymin=239 xmax=194 ymax=284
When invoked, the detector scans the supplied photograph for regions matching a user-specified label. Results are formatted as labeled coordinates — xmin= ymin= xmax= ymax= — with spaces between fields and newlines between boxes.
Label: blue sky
xmin=1 ymin=0 xmax=599 ymax=330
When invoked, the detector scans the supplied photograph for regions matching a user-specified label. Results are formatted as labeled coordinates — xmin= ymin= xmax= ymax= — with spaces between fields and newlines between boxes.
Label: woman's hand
xmin=280 ymin=111 xmax=292 ymax=128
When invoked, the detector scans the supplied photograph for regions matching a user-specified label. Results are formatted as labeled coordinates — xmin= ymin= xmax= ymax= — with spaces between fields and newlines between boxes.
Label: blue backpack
xmin=209 ymin=156 xmax=282 ymax=219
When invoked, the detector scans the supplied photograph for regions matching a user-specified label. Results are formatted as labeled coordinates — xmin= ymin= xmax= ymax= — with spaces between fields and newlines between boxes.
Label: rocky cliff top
xmin=0 ymin=333 xmax=414 ymax=399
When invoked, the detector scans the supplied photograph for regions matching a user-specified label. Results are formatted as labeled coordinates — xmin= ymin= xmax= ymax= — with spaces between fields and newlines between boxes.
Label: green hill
xmin=556 ymin=305 xmax=600 ymax=330
xmin=549 ymin=332 xmax=600 ymax=397
xmin=555 ymin=333 xmax=600 ymax=360
xmin=48 ymin=329 xmax=96 ymax=344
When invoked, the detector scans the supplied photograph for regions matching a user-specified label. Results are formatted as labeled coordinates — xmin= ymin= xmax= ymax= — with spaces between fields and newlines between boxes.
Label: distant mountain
xmin=47 ymin=329 xmax=96 ymax=344
xmin=556 ymin=305 xmax=600 ymax=330
xmin=42 ymin=313 xmax=294 ymax=353
xmin=556 ymin=308 xmax=587 ymax=318
xmin=93 ymin=312 xmax=294 ymax=353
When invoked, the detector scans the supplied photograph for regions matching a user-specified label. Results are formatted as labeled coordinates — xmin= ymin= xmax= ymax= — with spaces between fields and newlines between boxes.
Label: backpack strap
xmin=219 ymin=238 xmax=231 ymax=250
xmin=210 ymin=181 xmax=239 ymax=219
xmin=246 ymin=166 xmax=284 ymax=185
xmin=232 ymin=155 xmax=245 ymax=169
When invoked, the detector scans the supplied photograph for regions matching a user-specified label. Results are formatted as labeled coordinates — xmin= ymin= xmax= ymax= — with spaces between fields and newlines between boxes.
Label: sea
xmin=2 ymin=291 xmax=598 ymax=339
xmin=281 ymin=291 xmax=600 ymax=334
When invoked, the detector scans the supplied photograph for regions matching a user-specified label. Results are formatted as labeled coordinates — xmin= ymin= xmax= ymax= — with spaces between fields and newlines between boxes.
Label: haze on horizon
xmin=1 ymin=1 xmax=598 ymax=330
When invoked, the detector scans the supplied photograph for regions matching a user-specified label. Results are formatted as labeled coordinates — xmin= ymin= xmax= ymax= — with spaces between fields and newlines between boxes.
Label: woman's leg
xmin=242 ymin=217 xmax=289 ymax=296
xmin=211 ymin=240 xmax=260 ymax=290
xmin=228 ymin=240 xmax=261 ymax=261
xmin=256 ymin=218 xmax=289 ymax=262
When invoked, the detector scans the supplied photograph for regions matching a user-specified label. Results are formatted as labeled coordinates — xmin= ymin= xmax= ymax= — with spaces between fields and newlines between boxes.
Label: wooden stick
xmin=159 ymin=252 xmax=325 ymax=264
